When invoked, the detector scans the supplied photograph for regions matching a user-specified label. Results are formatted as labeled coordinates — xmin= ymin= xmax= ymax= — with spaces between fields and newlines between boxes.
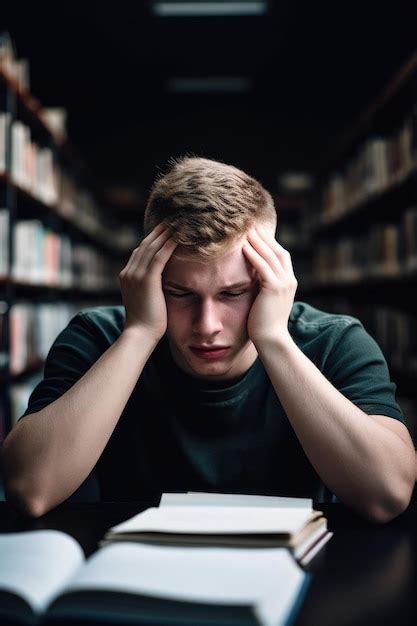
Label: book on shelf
xmin=9 ymin=303 xmax=76 ymax=376
xmin=0 ymin=208 xmax=9 ymax=276
xmin=368 ymin=224 xmax=402 ymax=277
xmin=103 ymin=493 xmax=333 ymax=567
xmin=0 ymin=112 xmax=11 ymax=174
xmin=11 ymin=120 xmax=58 ymax=205
xmin=403 ymin=206 xmax=417 ymax=271
xmin=0 ymin=529 xmax=309 ymax=626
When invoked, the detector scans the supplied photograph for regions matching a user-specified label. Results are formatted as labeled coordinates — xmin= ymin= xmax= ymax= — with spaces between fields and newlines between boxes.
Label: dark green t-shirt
xmin=22 ymin=302 xmax=405 ymax=502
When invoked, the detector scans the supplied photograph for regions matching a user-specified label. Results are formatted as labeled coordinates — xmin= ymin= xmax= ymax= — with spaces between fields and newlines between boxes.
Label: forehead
xmin=163 ymin=239 xmax=255 ymax=289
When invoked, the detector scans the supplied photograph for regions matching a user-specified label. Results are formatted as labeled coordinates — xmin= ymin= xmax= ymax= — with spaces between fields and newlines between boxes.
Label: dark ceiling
xmin=2 ymin=1 xmax=417 ymax=203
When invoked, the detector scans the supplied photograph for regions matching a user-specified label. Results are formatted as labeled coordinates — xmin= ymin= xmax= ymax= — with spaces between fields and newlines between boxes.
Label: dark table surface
xmin=1 ymin=499 xmax=416 ymax=626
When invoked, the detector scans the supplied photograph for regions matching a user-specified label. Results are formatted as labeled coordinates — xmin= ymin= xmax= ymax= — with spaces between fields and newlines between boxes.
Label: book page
xmin=108 ymin=505 xmax=315 ymax=536
xmin=0 ymin=530 xmax=84 ymax=613
xmin=160 ymin=491 xmax=313 ymax=509
xmin=63 ymin=543 xmax=307 ymax=626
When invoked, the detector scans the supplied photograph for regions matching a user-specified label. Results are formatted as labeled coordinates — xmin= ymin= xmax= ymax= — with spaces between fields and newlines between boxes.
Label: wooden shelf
xmin=0 ymin=277 xmax=121 ymax=299
xmin=311 ymin=163 xmax=417 ymax=236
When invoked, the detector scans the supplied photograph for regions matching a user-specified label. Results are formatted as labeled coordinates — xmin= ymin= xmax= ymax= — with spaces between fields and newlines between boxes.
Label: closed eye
xmin=166 ymin=291 xmax=192 ymax=298
xmin=165 ymin=291 xmax=248 ymax=299
xmin=221 ymin=291 xmax=247 ymax=298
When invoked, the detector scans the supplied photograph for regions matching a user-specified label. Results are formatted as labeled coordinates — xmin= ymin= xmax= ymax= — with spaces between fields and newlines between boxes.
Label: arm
xmin=1 ymin=223 xmax=177 ymax=517
xmin=242 ymin=224 xmax=415 ymax=522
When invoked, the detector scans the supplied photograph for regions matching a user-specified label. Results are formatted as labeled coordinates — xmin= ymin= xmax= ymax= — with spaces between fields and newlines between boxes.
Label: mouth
xmin=189 ymin=346 xmax=231 ymax=360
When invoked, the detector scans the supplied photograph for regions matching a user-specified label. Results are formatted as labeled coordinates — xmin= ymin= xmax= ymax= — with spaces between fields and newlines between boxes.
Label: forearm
xmin=1 ymin=327 xmax=157 ymax=516
xmin=257 ymin=334 xmax=415 ymax=522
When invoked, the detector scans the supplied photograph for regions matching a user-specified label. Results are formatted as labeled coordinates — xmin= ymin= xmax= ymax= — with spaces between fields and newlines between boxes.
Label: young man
xmin=2 ymin=157 xmax=415 ymax=520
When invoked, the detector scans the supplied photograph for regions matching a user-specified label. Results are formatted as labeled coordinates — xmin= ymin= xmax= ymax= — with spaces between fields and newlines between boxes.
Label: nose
xmin=192 ymin=298 xmax=223 ymax=337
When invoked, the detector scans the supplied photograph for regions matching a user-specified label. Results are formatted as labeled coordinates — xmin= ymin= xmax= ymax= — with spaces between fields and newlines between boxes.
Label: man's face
xmin=162 ymin=235 xmax=259 ymax=381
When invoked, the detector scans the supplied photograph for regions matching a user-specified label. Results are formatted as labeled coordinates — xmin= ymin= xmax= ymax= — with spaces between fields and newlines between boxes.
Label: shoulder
xmin=288 ymin=301 xmax=371 ymax=363
xmin=70 ymin=306 xmax=125 ymax=334
xmin=40 ymin=305 xmax=125 ymax=354
xmin=289 ymin=301 xmax=388 ymax=375
xmin=289 ymin=301 xmax=361 ymax=336
xmin=75 ymin=304 xmax=126 ymax=327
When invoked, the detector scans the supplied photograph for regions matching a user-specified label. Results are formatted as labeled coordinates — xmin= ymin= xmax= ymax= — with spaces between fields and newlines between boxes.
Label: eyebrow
xmin=163 ymin=281 xmax=253 ymax=291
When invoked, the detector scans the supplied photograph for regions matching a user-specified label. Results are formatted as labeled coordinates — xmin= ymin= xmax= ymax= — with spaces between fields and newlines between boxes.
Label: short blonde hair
xmin=144 ymin=156 xmax=276 ymax=259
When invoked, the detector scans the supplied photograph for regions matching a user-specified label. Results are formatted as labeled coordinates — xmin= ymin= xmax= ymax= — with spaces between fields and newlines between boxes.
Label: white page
xmin=109 ymin=505 xmax=313 ymax=536
xmin=0 ymin=530 xmax=84 ymax=613
xmin=160 ymin=492 xmax=313 ymax=509
xmin=64 ymin=543 xmax=306 ymax=626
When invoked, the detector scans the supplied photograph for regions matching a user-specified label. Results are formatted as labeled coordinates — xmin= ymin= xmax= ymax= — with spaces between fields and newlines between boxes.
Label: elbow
xmin=364 ymin=480 xmax=414 ymax=524
xmin=1 ymin=430 xmax=53 ymax=518
xmin=4 ymin=480 xmax=51 ymax=518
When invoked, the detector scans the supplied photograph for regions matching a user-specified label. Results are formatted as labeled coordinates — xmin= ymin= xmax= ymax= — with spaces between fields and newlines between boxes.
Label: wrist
xmin=253 ymin=330 xmax=295 ymax=357
xmin=121 ymin=324 xmax=162 ymax=350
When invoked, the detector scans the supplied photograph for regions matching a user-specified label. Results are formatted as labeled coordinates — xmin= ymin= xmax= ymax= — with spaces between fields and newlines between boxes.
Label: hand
xmin=242 ymin=224 xmax=297 ymax=347
xmin=119 ymin=223 xmax=178 ymax=342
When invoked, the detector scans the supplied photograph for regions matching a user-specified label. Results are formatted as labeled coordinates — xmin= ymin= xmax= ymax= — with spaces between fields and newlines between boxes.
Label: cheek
xmin=166 ymin=302 xmax=189 ymax=336
xmin=225 ymin=299 xmax=253 ymax=328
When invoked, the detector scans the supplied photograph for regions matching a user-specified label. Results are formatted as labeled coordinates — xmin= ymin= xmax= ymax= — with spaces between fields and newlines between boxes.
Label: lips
xmin=189 ymin=346 xmax=231 ymax=360
xmin=190 ymin=346 xmax=228 ymax=351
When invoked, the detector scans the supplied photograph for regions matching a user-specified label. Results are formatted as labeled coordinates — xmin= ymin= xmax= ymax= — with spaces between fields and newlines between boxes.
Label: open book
xmin=0 ymin=529 xmax=309 ymax=626
xmin=103 ymin=493 xmax=333 ymax=566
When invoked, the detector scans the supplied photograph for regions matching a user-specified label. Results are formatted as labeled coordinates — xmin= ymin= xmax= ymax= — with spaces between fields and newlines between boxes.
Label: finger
xmin=138 ymin=227 xmax=174 ymax=271
xmin=122 ymin=223 xmax=168 ymax=273
xmin=125 ymin=226 xmax=172 ymax=275
xmin=148 ymin=237 xmax=178 ymax=275
xmin=242 ymin=241 xmax=278 ymax=284
xmin=246 ymin=229 xmax=286 ymax=278
xmin=254 ymin=224 xmax=295 ymax=274
xmin=143 ymin=221 xmax=167 ymax=242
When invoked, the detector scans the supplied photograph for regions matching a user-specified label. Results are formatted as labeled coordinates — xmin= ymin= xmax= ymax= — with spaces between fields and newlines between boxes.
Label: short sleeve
xmin=21 ymin=311 xmax=114 ymax=418
xmin=323 ymin=319 xmax=405 ymax=423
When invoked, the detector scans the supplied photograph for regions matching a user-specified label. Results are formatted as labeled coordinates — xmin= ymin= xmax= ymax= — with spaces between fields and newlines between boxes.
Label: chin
xmin=188 ymin=362 xmax=231 ymax=377
xmin=184 ymin=356 xmax=235 ymax=379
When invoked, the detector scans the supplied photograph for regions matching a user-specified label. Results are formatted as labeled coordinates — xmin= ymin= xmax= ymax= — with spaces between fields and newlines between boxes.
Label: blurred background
xmin=1 ymin=1 xmax=417 ymax=453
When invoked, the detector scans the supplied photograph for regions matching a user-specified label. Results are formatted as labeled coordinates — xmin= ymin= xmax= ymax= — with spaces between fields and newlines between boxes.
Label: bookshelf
xmin=304 ymin=51 xmax=417 ymax=441
xmin=0 ymin=36 xmax=136 ymax=437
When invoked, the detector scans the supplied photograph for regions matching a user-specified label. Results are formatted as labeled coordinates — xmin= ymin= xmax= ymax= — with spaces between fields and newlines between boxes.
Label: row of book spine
xmin=321 ymin=116 xmax=417 ymax=222
xmin=0 ymin=113 xmax=57 ymax=204
xmin=312 ymin=206 xmax=417 ymax=283
xmin=0 ymin=210 xmax=122 ymax=288
xmin=4 ymin=303 xmax=77 ymax=375
xmin=0 ymin=112 xmax=138 ymax=253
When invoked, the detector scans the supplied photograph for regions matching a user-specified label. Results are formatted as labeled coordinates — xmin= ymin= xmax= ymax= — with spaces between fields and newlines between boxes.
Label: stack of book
xmin=103 ymin=491 xmax=332 ymax=567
